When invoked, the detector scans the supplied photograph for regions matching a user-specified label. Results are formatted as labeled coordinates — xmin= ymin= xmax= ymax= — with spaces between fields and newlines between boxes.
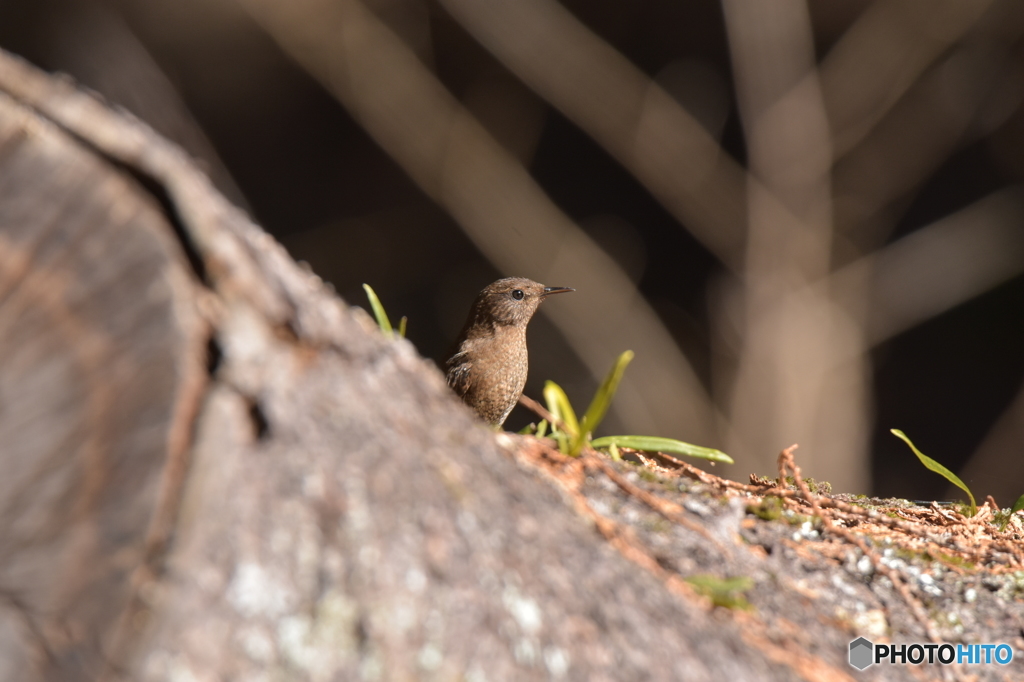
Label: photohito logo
xmin=849 ymin=637 xmax=1013 ymax=670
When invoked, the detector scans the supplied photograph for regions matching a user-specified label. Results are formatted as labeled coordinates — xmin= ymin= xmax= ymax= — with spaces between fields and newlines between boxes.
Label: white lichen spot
xmin=360 ymin=654 xmax=383 ymax=681
xmin=830 ymin=574 xmax=859 ymax=598
xmin=543 ymin=646 xmax=570 ymax=678
xmin=494 ymin=433 xmax=515 ymax=449
xmin=856 ymin=555 xmax=874 ymax=575
xmin=683 ymin=499 xmax=711 ymax=517
xmin=237 ymin=625 xmax=275 ymax=663
xmin=465 ymin=663 xmax=489 ymax=682
xmin=418 ymin=643 xmax=444 ymax=671
xmin=278 ymin=615 xmax=322 ymax=674
xmin=852 ymin=609 xmax=888 ymax=639
xmin=503 ymin=587 xmax=543 ymax=635
xmin=318 ymin=594 xmax=359 ymax=656
xmin=457 ymin=510 xmax=478 ymax=533
xmin=393 ymin=602 xmax=417 ymax=633
xmin=406 ymin=567 xmax=427 ymax=593
xmin=225 ymin=308 xmax=271 ymax=365
xmin=168 ymin=658 xmax=201 ymax=682
xmin=227 ymin=562 xmax=293 ymax=618
xmin=303 ymin=471 xmax=326 ymax=498
xmin=277 ymin=590 xmax=363 ymax=679
xmin=358 ymin=545 xmax=380 ymax=568
xmin=513 ymin=638 xmax=537 ymax=665
xmin=919 ymin=573 xmax=943 ymax=596
xmin=965 ymin=588 xmax=977 ymax=603
xmin=880 ymin=554 xmax=906 ymax=571
xmin=792 ymin=520 xmax=819 ymax=541
xmin=589 ymin=498 xmax=612 ymax=516
xmin=145 ymin=651 xmax=201 ymax=682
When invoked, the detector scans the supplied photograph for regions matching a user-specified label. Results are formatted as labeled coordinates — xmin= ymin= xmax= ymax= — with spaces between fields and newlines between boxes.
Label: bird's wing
xmin=446 ymin=352 xmax=473 ymax=397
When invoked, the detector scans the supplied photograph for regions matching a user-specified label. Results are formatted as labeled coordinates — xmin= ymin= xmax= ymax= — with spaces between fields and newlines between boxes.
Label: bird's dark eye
xmin=511 ymin=289 xmax=525 ymax=301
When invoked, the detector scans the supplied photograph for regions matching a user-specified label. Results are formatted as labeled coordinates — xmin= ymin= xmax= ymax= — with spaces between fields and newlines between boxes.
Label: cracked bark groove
xmin=1 ymin=48 xmax=1023 ymax=682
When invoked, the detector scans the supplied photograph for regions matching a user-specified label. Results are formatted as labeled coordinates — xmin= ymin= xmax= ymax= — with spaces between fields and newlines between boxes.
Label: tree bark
xmin=0 ymin=49 xmax=793 ymax=681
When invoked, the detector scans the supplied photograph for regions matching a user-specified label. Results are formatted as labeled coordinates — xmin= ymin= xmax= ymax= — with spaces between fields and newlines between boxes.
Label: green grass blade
xmin=998 ymin=493 xmax=1024 ymax=531
xmin=891 ymin=429 xmax=976 ymax=517
xmin=517 ymin=419 xmax=550 ymax=438
xmin=575 ymin=350 xmax=634 ymax=453
xmin=397 ymin=316 xmax=408 ymax=338
xmin=362 ymin=284 xmax=393 ymax=337
xmin=592 ymin=435 xmax=733 ymax=464
xmin=607 ymin=442 xmax=621 ymax=461
xmin=544 ymin=381 xmax=578 ymax=454
xmin=543 ymin=381 xmax=579 ymax=437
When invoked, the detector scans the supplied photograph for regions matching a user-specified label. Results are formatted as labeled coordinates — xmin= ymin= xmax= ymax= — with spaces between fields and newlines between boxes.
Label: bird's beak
xmin=541 ymin=286 xmax=575 ymax=297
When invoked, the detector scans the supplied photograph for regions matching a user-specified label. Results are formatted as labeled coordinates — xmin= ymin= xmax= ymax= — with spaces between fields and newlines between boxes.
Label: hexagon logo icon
xmin=849 ymin=637 xmax=874 ymax=670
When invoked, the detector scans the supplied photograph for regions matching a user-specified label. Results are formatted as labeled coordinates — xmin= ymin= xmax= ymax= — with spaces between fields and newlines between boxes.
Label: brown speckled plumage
xmin=446 ymin=277 xmax=573 ymax=426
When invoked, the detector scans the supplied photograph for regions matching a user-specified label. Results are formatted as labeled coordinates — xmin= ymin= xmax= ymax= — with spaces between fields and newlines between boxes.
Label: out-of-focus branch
xmin=439 ymin=0 xmax=1021 ymax=333
xmin=722 ymin=0 xmax=870 ymax=489
xmin=830 ymin=187 xmax=1024 ymax=346
xmin=777 ymin=186 xmax=1024 ymax=374
xmin=436 ymin=0 xmax=750 ymax=271
xmin=834 ymin=10 xmax=1024 ymax=241
xmin=820 ymin=0 xmax=994 ymax=159
xmin=234 ymin=0 xmax=720 ymax=442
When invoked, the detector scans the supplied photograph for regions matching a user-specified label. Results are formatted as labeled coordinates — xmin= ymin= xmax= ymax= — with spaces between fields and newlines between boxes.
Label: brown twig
xmin=776 ymin=446 xmax=943 ymax=647
xmin=517 ymin=393 xmax=564 ymax=431
xmin=582 ymin=451 xmax=727 ymax=551
xmin=507 ymin=437 xmax=704 ymax=605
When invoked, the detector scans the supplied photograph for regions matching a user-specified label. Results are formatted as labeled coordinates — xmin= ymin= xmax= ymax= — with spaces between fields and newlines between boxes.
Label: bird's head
xmin=472 ymin=277 xmax=574 ymax=327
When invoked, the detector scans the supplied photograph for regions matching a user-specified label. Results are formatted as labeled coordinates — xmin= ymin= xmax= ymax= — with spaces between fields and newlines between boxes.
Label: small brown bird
xmin=446 ymin=277 xmax=574 ymax=427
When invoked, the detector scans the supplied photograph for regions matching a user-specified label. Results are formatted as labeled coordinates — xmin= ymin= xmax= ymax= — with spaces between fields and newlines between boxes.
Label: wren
xmin=446 ymin=277 xmax=574 ymax=427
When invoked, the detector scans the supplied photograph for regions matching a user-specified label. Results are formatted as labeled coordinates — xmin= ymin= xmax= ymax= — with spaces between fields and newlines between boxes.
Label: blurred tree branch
xmin=235 ymin=0 xmax=721 ymax=442
xmin=835 ymin=187 xmax=1024 ymax=345
xmin=720 ymin=0 xmax=869 ymax=486
xmin=234 ymin=0 xmax=1024 ymax=493
xmin=834 ymin=8 xmax=1024 ymax=243
xmin=437 ymin=0 xmax=750 ymax=271
xmin=821 ymin=0 xmax=994 ymax=158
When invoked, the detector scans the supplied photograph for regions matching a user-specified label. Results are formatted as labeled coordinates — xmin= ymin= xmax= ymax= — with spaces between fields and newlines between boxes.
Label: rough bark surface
xmin=0 ymin=77 xmax=204 ymax=678
xmin=0 ymin=50 xmax=789 ymax=682
xmin=2 ymin=49 xmax=1023 ymax=682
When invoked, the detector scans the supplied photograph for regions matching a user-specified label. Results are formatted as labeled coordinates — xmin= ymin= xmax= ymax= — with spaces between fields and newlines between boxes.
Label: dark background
xmin=3 ymin=0 xmax=1024 ymax=501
